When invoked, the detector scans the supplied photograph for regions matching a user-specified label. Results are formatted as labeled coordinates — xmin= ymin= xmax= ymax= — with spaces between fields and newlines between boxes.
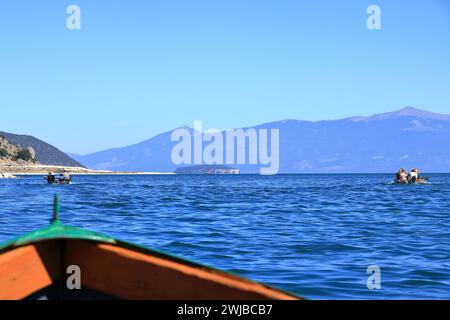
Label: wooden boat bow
xmin=0 ymin=196 xmax=300 ymax=300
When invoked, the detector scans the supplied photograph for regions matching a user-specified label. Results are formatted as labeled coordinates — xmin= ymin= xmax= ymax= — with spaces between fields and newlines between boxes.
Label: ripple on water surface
xmin=0 ymin=174 xmax=449 ymax=299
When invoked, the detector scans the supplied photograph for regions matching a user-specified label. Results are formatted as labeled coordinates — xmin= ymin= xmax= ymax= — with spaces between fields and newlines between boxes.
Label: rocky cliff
xmin=0 ymin=135 xmax=37 ymax=165
xmin=0 ymin=131 xmax=84 ymax=167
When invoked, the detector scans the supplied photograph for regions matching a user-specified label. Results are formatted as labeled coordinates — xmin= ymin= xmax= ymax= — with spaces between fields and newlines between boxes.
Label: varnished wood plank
xmin=0 ymin=242 xmax=61 ymax=300
xmin=66 ymin=241 xmax=297 ymax=300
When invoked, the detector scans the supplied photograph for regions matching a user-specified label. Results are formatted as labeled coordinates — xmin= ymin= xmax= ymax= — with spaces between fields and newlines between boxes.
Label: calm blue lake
xmin=0 ymin=174 xmax=449 ymax=299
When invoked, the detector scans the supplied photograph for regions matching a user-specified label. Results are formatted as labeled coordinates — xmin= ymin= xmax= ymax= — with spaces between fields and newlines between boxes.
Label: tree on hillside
xmin=14 ymin=149 xmax=34 ymax=162
xmin=0 ymin=148 xmax=9 ymax=158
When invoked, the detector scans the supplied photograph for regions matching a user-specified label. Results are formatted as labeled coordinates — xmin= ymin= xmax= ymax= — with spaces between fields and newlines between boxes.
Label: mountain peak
xmin=392 ymin=106 xmax=435 ymax=116
xmin=351 ymin=107 xmax=450 ymax=122
xmin=396 ymin=106 xmax=422 ymax=113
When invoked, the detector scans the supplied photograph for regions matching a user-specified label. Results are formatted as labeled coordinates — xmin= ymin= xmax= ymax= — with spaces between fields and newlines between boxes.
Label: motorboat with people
xmin=44 ymin=171 xmax=72 ymax=185
xmin=394 ymin=168 xmax=430 ymax=184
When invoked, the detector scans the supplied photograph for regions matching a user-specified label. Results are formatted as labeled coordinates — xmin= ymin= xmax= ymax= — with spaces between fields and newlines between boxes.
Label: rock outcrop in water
xmin=174 ymin=165 xmax=240 ymax=175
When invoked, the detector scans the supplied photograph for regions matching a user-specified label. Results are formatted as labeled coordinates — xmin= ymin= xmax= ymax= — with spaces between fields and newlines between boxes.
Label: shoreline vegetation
xmin=0 ymin=164 xmax=173 ymax=176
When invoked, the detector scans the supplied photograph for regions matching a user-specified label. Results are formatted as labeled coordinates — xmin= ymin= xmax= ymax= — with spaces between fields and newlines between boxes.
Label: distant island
xmin=174 ymin=165 xmax=240 ymax=175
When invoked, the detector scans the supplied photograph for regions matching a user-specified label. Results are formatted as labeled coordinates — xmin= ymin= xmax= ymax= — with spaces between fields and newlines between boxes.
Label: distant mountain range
xmin=71 ymin=107 xmax=450 ymax=173
xmin=0 ymin=131 xmax=84 ymax=167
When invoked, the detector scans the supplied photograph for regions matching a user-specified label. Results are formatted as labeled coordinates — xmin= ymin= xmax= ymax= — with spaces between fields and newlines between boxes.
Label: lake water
xmin=0 ymin=174 xmax=449 ymax=299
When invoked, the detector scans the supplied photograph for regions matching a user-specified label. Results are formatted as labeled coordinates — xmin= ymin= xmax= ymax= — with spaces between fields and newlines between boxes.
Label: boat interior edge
xmin=0 ymin=239 xmax=298 ymax=300
xmin=25 ymin=281 xmax=120 ymax=300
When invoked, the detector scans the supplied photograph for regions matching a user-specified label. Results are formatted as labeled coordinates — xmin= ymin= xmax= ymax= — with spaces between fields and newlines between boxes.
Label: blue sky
xmin=0 ymin=0 xmax=449 ymax=154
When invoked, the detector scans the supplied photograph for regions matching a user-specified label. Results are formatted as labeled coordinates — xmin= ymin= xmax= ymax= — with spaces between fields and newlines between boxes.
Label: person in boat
xmin=395 ymin=168 xmax=408 ymax=183
xmin=46 ymin=172 xmax=56 ymax=184
xmin=58 ymin=170 xmax=71 ymax=183
xmin=407 ymin=168 xmax=420 ymax=183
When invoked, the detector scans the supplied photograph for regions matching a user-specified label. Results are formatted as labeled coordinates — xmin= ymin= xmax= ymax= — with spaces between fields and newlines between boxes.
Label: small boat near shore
xmin=44 ymin=175 xmax=72 ymax=185
xmin=45 ymin=179 xmax=72 ymax=185
xmin=0 ymin=173 xmax=17 ymax=179
xmin=392 ymin=178 xmax=431 ymax=185
xmin=0 ymin=196 xmax=299 ymax=300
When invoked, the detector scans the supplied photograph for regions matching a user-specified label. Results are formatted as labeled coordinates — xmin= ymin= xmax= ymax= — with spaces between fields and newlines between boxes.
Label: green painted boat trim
xmin=0 ymin=194 xmax=117 ymax=251
xmin=0 ymin=214 xmax=217 ymax=274
xmin=0 ymin=219 xmax=117 ymax=251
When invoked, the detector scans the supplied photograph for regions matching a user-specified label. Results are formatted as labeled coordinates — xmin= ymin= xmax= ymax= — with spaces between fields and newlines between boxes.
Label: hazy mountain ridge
xmin=72 ymin=107 xmax=450 ymax=173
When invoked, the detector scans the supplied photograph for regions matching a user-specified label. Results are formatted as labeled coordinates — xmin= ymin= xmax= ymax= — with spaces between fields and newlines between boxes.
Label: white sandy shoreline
xmin=12 ymin=172 xmax=175 ymax=175
xmin=0 ymin=164 xmax=174 ymax=176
